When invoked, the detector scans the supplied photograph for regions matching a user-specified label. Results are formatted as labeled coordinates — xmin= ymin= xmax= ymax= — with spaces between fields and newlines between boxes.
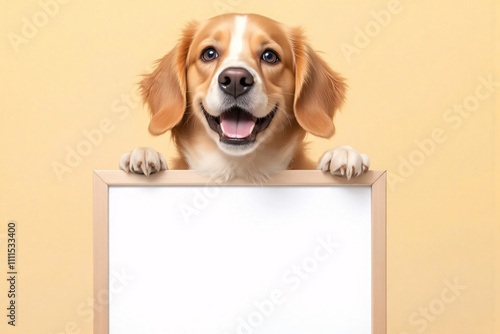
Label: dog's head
xmin=140 ymin=13 xmax=346 ymax=157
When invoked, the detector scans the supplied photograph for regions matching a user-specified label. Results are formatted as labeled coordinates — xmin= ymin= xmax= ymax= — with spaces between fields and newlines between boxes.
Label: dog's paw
xmin=317 ymin=145 xmax=370 ymax=179
xmin=119 ymin=147 xmax=168 ymax=176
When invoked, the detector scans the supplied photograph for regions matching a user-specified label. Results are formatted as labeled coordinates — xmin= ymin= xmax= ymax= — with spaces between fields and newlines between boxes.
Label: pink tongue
xmin=220 ymin=111 xmax=256 ymax=139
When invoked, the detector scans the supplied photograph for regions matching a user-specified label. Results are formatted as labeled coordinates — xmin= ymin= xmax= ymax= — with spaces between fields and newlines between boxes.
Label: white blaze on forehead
xmin=228 ymin=15 xmax=247 ymax=60
xmin=205 ymin=14 xmax=268 ymax=118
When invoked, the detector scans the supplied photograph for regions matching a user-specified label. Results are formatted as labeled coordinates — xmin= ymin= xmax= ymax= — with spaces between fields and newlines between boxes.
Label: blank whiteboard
xmin=93 ymin=170 xmax=386 ymax=334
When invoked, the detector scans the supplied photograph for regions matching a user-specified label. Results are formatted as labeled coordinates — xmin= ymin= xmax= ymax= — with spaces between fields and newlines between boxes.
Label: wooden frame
xmin=93 ymin=170 xmax=386 ymax=333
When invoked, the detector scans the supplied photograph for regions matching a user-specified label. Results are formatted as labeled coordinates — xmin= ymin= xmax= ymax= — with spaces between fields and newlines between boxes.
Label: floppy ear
xmin=292 ymin=29 xmax=347 ymax=138
xmin=140 ymin=22 xmax=198 ymax=135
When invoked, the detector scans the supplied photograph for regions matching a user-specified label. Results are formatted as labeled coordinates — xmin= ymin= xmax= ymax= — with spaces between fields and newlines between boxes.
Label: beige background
xmin=0 ymin=1 xmax=498 ymax=333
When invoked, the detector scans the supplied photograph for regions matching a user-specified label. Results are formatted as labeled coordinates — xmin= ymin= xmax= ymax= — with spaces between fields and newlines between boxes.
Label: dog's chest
xmin=183 ymin=145 xmax=296 ymax=182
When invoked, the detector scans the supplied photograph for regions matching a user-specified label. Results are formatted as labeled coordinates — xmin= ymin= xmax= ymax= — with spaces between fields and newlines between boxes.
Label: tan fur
xmin=291 ymin=27 xmax=347 ymax=138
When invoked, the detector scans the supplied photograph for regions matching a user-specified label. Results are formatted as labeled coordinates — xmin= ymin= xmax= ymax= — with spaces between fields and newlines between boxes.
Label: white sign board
xmin=93 ymin=170 xmax=386 ymax=334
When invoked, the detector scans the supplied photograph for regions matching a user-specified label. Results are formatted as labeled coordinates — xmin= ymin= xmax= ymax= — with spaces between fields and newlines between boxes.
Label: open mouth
xmin=201 ymin=103 xmax=277 ymax=146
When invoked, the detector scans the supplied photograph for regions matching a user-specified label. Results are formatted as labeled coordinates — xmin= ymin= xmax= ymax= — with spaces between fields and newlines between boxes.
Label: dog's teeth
xmin=220 ymin=123 xmax=226 ymax=134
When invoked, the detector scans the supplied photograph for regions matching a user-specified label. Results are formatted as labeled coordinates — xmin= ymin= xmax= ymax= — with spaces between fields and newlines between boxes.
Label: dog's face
xmin=141 ymin=13 xmax=346 ymax=158
xmin=186 ymin=15 xmax=296 ymax=156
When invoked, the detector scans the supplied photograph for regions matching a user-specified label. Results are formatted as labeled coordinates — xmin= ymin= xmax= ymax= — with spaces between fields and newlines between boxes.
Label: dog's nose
xmin=218 ymin=67 xmax=254 ymax=98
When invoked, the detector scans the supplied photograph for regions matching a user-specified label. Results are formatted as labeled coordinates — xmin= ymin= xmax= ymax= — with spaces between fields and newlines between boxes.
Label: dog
xmin=119 ymin=13 xmax=369 ymax=182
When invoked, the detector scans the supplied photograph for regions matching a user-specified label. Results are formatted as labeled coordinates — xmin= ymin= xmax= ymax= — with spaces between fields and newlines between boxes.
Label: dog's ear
xmin=291 ymin=28 xmax=347 ymax=138
xmin=140 ymin=21 xmax=199 ymax=135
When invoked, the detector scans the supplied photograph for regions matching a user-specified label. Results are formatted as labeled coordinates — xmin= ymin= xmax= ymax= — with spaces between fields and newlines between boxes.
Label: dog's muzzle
xmin=202 ymin=66 xmax=277 ymax=146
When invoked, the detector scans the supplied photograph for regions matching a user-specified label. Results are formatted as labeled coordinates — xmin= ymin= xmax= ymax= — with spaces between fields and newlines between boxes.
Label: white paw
xmin=119 ymin=147 xmax=168 ymax=176
xmin=317 ymin=145 xmax=370 ymax=179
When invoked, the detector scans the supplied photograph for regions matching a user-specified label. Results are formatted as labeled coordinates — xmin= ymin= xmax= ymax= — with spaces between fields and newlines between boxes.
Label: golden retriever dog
xmin=120 ymin=13 xmax=369 ymax=182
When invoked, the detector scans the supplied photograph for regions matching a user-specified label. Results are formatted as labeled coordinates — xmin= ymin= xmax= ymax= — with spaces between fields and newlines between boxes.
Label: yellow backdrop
xmin=0 ymin=1 xmax=498 ymax=333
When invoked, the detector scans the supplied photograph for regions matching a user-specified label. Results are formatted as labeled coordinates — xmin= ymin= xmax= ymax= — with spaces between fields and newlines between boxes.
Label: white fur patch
xmin=184 ymin=140 xmax=298 ymax=183
xmin=204 ymin=14 xmax=268 ymax=121
xmin=317 ymin=146 xmax=370 ymax=179
xmin=205 ymin=16 xmax=250 ymax=116
xmin=119 ymin=147 xmax=168 ymax=176
xmin=229 ymin=15 xmax=247 ymax=60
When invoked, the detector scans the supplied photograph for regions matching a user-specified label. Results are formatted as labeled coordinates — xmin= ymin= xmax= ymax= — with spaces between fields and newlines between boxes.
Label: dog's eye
xmin=201 ymin=48 xmax=218 ymax=62
xmin=261 ymin=50 xmax=279 ymax=64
